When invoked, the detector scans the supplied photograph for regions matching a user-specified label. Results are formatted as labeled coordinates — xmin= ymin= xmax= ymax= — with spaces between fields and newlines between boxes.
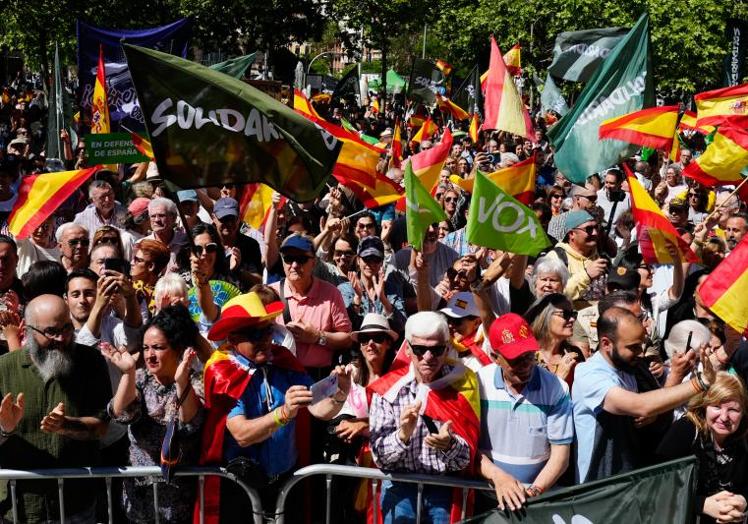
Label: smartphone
xmin=103 ymin=258 xmax=130 ymax=275
xmin=421 ymin=414 xmax=439 ymax=434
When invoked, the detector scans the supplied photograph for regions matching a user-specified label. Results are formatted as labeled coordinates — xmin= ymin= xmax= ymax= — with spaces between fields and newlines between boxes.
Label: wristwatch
xmin=317 ymin=331 xmax=328 ymax=346
xmin=470 ymin=279 xmax=487 ymax=294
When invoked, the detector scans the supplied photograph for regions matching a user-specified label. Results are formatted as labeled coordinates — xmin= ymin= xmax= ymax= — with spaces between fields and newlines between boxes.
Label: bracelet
xmin=695 ymin=372 xmax=709 ymax=392
xmin=273 ymin=407 xmax=290 ymax=427
xmin=690 ymin=377 xmax=701 ymax=394
xmin=527 ymin=484 xmax=544 ymax=496
xmin=332 ymin=390 xmax=347 ymax=405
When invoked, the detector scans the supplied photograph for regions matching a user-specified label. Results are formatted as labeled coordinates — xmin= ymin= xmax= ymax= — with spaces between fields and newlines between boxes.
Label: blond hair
xmin=686 ymin=372 xmax=748 ymax=440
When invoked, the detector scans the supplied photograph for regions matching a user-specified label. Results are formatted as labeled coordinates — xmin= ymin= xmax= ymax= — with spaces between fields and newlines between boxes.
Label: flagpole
xmin=422 ymin=25 xmax=427 ymax=59
xmin=703 ymin=176 xmax=748 ymax=224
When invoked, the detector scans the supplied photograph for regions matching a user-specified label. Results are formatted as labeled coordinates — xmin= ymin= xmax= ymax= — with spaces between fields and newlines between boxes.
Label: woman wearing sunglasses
xmin=525 ymin=293 xmax=584 ymax=386
xmin=546 ymin=185 xmax=566 ymax=216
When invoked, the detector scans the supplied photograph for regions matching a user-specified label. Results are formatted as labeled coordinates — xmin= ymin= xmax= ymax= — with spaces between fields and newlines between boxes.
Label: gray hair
xmin=55 ymin=222 xmax=88 ymax=243
xmin=530 ymin=255 xmax=569 ymax=292
xmin=154 ymin=273 xmax=189 ymax=310
xmin=88 ymin=179 xmax=113 ymax=199
xmin=404 ymin=311 xmax=449 ymax=344
xmin=148 ymin=197 xmax=178 ymax=216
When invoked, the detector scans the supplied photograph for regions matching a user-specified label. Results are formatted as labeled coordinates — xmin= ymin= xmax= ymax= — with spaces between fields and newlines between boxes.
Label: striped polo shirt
xmin=477 ymin=363 xmax=573 ymax=484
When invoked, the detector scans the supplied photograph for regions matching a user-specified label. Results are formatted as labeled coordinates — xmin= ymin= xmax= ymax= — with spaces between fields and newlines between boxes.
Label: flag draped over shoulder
xmin=624 ymin=164 xmax=697 ymax=264
xmin=409 ymin=127 xmax=454 ymax=193
xmin=548 ymin=26 xmax=629 ymax=82
xmin=700 ymin=236 xmax=748 ymax=335
xmin=91 ymin=45 xmax=110 ymax=134
xmin=8 ymin=167 xmax=99 ymax=239
xmin=466 ymin=170 xmax=550 ymax=255
xmin=547 ymin=14 xmax=653 ymax=184
xmin=483 ymin=36 xmax=534 ymax=140
xmin=695 ymin=83 xmax=748 ymax=128
xmin=599 ymin=105 xmax=679 ymax=150
xmin=467 ymin=457 xmax=697 ymax=523
xmin=451 ymin=154 xmax=536 ymax=204
xmin=209 ymin=53 xmax=256 ymax=79
xmin=683 ymin=125 xmax=748 ymax=186
xmin=123 ymin=44 xmax=341 ymax=203
xmin=405 ymin=162 xmax=447 ymax=251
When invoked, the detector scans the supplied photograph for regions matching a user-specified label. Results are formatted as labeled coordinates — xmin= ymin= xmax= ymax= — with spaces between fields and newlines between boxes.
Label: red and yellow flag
xmin=625 ymin=164 xmax=697 ymax=265
xmin=599 ymin=105 xmax=679 ymax=151
xmin=8 ymin=167 xmax=99 ymax=239
xmin=410 ymin=127 xmax=454 ymax=193
xmin=239 ymin=183 xmax=285 ymax=230
xmin=436 ymin=59 xmax=454 ymax=77
xmin=411 ymin=116 xmax=439 ymax=145
xmin=91 ymin=45 xmax=110 ymax=134
xmin=390 ymin=121 xmax=403 ymax=169
xmin=695 ymin=83 xmax=748 ymax=128
xmin=469 ymin=113 xmax=481 ymax=143
xmin=700 ymin=236 xmax=748 ymax=335
xmin=483 ymin=36 xmax=534 ymax=140
xmin=503 ymin=44 xmax=522 ymax=76
xmin=371 ymin=97 xmax=380 ymax=114
xmin=450 ymin=154 xmax=536 ymax=204
xmin=683 ymin=125 xmax=748 ymax=186
xmin=129 ymin=130 xmax=154 ymax=159
xmin=678 ymin=110 xmax=715 ymax=135
xmin=311 ymin=92 xmax=331 ymax=104
xmin=293 ymin=88 xmax=323 ymax=120
xmin=436 ymin=95 xmax=470 ymax=121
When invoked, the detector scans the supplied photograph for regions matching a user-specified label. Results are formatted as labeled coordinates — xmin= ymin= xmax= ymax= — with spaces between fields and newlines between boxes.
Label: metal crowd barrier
xmin=273 ymin=464 xmax=494 ymax=524
xmin=0 ymin=466 xmax=263 ymax=524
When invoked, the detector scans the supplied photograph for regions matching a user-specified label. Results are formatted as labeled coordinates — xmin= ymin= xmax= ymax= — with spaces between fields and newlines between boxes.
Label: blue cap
xmin=177 ymin=189 xmax=198 ymax=203
xmin=280 ymin=233 xmax=314 ymax=254
xmin=213 ymin=197 xmax=239 ymax=219
xmin=563 ymin=210 xmax=595 ymax=238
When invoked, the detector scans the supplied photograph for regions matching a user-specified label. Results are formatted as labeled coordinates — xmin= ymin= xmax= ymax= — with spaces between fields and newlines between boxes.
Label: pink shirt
xmin=270 ymin=278 xmax=352 ymax=368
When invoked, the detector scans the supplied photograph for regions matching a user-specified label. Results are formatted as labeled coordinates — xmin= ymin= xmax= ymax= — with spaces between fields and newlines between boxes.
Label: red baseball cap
xmin=488 ymin=313 xmax=539 ymax=360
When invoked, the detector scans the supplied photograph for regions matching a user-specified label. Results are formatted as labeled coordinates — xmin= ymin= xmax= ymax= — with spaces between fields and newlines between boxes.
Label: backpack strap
xmin=278 ymin=278 xmax=293 ymax=325
xmin=553 ymin=246 xmax=569 ymax=266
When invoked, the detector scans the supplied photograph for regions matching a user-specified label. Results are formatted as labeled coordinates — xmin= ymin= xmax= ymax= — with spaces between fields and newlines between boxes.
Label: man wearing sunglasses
xmin=476 ymin=313 xmax=573 ymax=513
xmin=57 ymin=223 xmax=91 ymax=273
xmin=369 ymin=311 xmax=479 ymax=523
xmin=211 ymin=197 xmax=262 ymax=289
xmin=547 ymin=184 xmax=597 ymax=245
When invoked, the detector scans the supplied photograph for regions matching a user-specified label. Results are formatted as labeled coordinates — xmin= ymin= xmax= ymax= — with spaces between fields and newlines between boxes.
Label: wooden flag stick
xmin=702 ymin=176 xmax=748 ymax=224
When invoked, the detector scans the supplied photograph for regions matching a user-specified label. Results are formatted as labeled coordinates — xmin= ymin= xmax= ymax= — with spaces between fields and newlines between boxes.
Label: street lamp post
xmin=305 ymin=51 xmax=342 ymax=97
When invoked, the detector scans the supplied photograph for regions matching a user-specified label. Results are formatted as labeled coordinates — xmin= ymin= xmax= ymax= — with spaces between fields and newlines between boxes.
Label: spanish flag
xmin=411 ymin=116 xmax=439 ymax=145
xmin=483 ymin=36 xmax=534 ymax=140
xmin=678 ymin=110 xmax=715 ymax=135
xmin=700 ymin=237 xmax=748 ymax=335
xmin=436 ymin=95 xmax=470 ymax=121
xmin=695 ymin=83 xmax=748 ymax=128
xmin=371 ymin=97 xmax=380 ymax=114
xmin=469 ymin=113 xmax=480 ymax=143
xmin=91 ymin=45 xmax=110 ymax=134
xmin=598 ymin=105 xmax=679 ymax=151
xmin=683 ymin=125 xmax=748 ymax=186
xmin=8 ymin=167 xmax=100 ymax=239
xmin=129 ymin=130 xmax=154 ymax=159
xmin=503 ymin=44 xmax=522 ymax=76
xmin=450 ymin=153 xmax=536 ymax=204
xmin=293 ymin=88 xmax=323 ymax=120
xmin=410 ymin=127 xmax=453 ymax=192
xmin=625 ymin=164 xmax=697 ymax=265
xmin=390 ymin=121 xmax=403 ymax=169
xmin=239 ymin=183 xmax=284 ymax=230
xmin=436 ymin=59 xmax=454 ymax=77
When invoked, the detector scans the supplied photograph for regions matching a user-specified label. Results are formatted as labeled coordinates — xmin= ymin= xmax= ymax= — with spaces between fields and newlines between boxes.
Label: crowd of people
xmin=0 ymin=71 xmax=747 ymax=524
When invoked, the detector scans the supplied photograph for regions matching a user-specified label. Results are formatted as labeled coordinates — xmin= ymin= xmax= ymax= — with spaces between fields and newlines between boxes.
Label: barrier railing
xmin=0 ymin=466 xmax=263 ymax=524
xmin=273 ymin=464 xmax=494 ymax=524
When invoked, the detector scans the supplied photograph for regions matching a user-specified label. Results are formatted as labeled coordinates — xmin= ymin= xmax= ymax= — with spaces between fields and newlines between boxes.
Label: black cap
xmin=607 ymin=265 xmax=641 ymax=291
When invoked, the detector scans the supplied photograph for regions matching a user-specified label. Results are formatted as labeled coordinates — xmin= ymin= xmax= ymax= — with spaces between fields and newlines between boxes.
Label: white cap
xmin=440 ymin=291 xmax=480 ymax=319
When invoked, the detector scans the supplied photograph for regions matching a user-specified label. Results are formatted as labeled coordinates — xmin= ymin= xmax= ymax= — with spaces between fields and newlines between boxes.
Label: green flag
xmin=549 ymin=26 xmax=629 ymax=82
xmin=386 ymin=69 xmax=407 ymax=95
xmin=536 ymin=72 xmax=569 ymax=116
xmin=209 ymin=53 xmax=256 ymax=79
xmin=123 ymin=44 xmax=341 ymax=203
xmin=466 ymin=170 xmax=550 ymax=255
xmin=547 ymin=14 xmax=654 ymax=184
xmin=405 ymin=162 xmax=447 ymax=251
xmin=465 ymin=457 xmax=698 ymax=523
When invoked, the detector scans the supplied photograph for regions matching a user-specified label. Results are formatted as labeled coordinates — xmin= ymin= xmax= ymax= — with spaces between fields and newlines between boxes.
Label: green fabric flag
xmin=465 ymin=457 xmax=698 ymax=523
xmin=466 ymin=170 xmax=550 ymax=255
xmin=537 ymin=72 xmax=569 ymax=116
xmin=549 ymin=26 xmax=629 ymax=82
xmin=407 ymin=58 xmax=447 ymax=106
xmin=46 ymin=44 xmax=76 ymax=162
xmin=387 ymin=69 xmax=407 ymax=94
xmin=123 ymin=44 xmax=341 ymax=203
xmin=209 ymin=53 xmax=256 ymax=79
xmin=547 ymin=14 xmax=654 ymax=184
xmin=405 ymin=162 xmax=447 ymax=251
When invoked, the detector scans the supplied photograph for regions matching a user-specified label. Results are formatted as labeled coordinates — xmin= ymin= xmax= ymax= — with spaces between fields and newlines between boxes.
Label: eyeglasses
xmin=444 ymin=197 xmax=458 ymax=203
xmin=28 ymin=323 xmax=74 ymax=340
xmin=550 ymin=194 xmax=563 ymax=199
xmin=409 ymin=343 xmax=447 ymax=357
xmin=192 ymin=243 xmax=218 ymax=256
xmin=67 ymin=238 xmax=90 ymax=247
xmin=95 ymin=236 xmax=119 ymax=246
xmin=334 ymin=249 xmax=354 ymax=257
xmin=132 ymin=255 xmax=148 ymax=265
xmin=362 ymin=255 xmax=383 ymax=264
xmin=357 ymin=222 xmax=376 ymax=230
xmin=359 ymin=333 xmax=390 ymax=345
xmin=574 ymin=226 xmax=597 ymax=235
xmin=282 ymin=253 xmax=313 ymax=265
xmin=553 ymin=309 xmax=578 ymax=321
xmin=435 ymin=193 xmax=444 ymax=200
xmin=688 ymin=193 xmax=700 ymax=198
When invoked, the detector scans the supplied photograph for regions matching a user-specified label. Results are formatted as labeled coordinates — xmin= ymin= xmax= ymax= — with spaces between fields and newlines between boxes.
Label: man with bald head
xmin=57 ymin=223 xmax=91 ymax=272
xmin=0 ymin=294 xmax=111 ymax=522
xmin=572 ymin=307 xmax=712 ymax=483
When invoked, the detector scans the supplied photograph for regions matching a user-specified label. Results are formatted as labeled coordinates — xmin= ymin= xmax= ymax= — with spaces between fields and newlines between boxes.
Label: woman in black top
xmin=657 ymin=372 xmax=748 ymax=523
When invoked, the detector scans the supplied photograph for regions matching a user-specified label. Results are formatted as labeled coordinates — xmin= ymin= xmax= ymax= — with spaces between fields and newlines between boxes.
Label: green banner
xmin=209 ymin=53 xmax=256 ymax=79
xmin=407 ymin=58 xmax=447 ymax=106
xmin=84 ymin=132 xmax=149 ymax=164
xmin=547 ymin=14 xmax=654 ymax=184
xmin=466 ymin=170 xmax=550 ymax=255
xmin=536 ymin=72 xmax=569 ymax=116
xmin=549 ymin=26 xmax=629 ymax=82
xmin=405 ymin=162 xmax=447 ymax=251
xmin=465 ymin=457 xmax=698 ymax=524
xmin=123 ymin=44 xmax=341 ymax=202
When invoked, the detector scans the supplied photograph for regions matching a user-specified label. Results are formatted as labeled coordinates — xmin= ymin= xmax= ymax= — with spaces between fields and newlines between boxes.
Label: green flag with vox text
xmin=466 ymin=170 xmax=550 ymax=255
xmin=405 ymin=162 xmax=447 ymax=251
xmin=547 ymin=14 xmax=654 ymax=184
xmin=465 ymin=457 xmax=698 ymax=524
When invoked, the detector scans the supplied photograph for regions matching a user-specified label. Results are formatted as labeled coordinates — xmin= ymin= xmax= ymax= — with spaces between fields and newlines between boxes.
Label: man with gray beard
xmin=0 ymin=294 xmax=111 ymax=523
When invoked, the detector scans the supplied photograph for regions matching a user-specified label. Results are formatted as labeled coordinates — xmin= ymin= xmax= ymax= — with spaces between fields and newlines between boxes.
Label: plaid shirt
xmin=369 ymin=369 xmax=471 ymax=474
